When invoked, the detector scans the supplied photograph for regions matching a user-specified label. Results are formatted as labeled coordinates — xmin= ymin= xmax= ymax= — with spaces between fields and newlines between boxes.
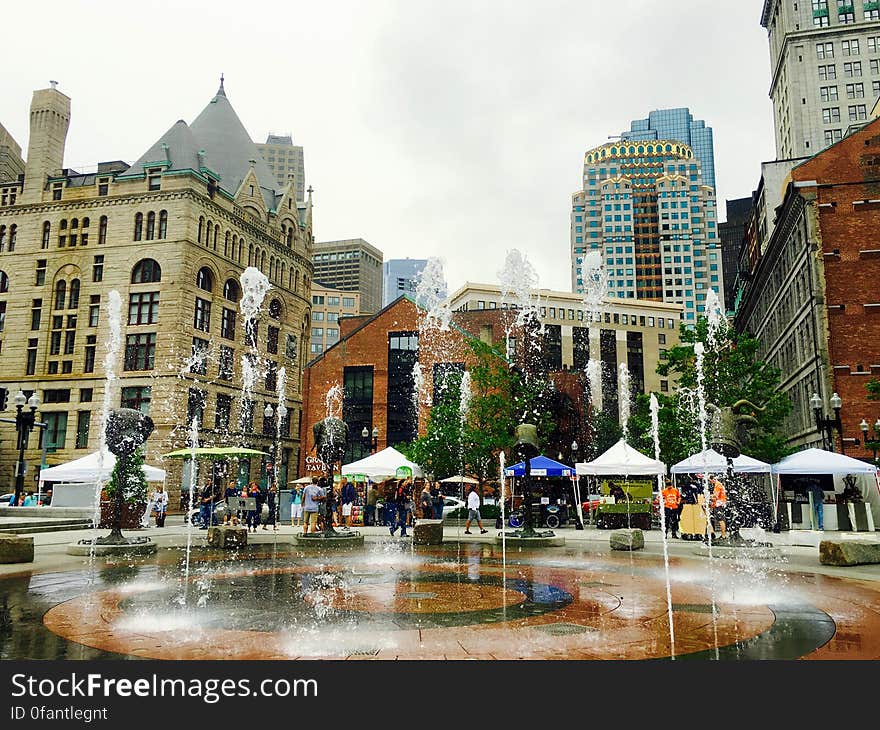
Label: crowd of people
xmin=660 ymin=474 xmax=727 ymax=539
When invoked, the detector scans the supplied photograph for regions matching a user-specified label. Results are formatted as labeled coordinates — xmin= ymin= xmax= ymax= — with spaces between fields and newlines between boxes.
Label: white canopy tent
xmin=671 ymin=448 xmax=772 ymax=474
xmin=341 ymin=447 xmax=424 ymax=479
xmin=772 ymin=448 xmax=880 ymax=529
xmin=39 ymin=448 xmax=167 ymax=484
xmin=576 ymin=439 xmax=667 ymax=476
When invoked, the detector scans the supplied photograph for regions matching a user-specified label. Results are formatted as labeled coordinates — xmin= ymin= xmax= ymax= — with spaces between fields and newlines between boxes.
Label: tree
xmin=867 ymin=379 xmax=880 ymax=401
xmin=643 ymin=318 xmax=793 ymax=464
xmin=104 ymin=448 xmax=148 ymax=505
xmin=405 ymin=369 xmax=466 ymax=480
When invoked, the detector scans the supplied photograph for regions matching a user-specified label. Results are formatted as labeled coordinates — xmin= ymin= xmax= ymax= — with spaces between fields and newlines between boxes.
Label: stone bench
xmin=0 ymin=534 xmax=34 ymax=563
xmin=819 ymin=539 xmax=880 ymax=566
xmin=207 ymin=525 xmax=247 ymax=549
xmin=413 ymin=519 xmax=443 ymax=546
xmin=610 ymin=528 xmax=644 ymax=551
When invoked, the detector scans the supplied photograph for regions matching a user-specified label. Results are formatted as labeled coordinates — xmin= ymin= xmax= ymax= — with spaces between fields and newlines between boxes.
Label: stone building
xmin=0 ymin=80 xmax=314 ymax=502
xmin=735 ymin=116 xmax=880 ymax=456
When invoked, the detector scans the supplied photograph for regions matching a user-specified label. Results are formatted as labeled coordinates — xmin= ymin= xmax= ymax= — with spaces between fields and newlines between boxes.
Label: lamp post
xmin=859 ymin=417 xmax=880 ymax=463
xmin=811 ymin=391 xmax=845 ymax=453
xmin=13 ymin=391 xmax=40 ymax=507
xmin=361 ymin=425 xmax=379 ymax=454
xmin=570 ymin=440 xmax=584 ymax=530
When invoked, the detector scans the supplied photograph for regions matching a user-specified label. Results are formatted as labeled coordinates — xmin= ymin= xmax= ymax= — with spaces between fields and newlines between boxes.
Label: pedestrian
xmin=22 ymin=491 xmax=37 ymax=507
xmin=710 ymin=476 xmax=728 ymax=539
xmin=464 ymin=484 xmax=488 ymax=534
xmin=224 ymin=481 xmax=239 ymax=525
xmin=42 ymin=488 xmax=53 ymax=507
xmin=388 ymin=479 xmax=410 ymax=537
xmin=431 ymin=482 xmax=445 ymax=522
xmin=151 ymin=484 xmax=168 ymax=527
xmin=290 ymin=485 xmax=303 ymax=527
xmin=661 ymin=480 xmax=682 ymax=539
xmin=340 ymin=477 xmax=356 ymax=530
xmin=246 ymin=482 xmax=261 ymax=533
xmin=301 ymin=478 xmax=326 ymax=534
xmin=365 ymin=481 xmax=378 ymax=526
xmin=420 ymin=483 xmax=434 ymax=519
xmin=199 ymin=480 xmax=215 ymax=530
xmin=806 ymin=479 xmax=825 ymax=531
xmin=264 ymin=484 xmax=278 ymax=531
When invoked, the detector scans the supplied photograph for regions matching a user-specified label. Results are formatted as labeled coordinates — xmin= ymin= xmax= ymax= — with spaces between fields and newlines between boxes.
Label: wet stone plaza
xmin=2 ymin=535 xmax=880 ymax=660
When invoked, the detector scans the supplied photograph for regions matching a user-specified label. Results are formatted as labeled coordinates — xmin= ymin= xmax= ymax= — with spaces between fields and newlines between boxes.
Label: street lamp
xmin=13 ymin=390 xmax=40 ymax=506
xmin=811 ymin=391 xmax=845 ymax=453
xmin=570 ymin=440 xmax=584 ymax=530
xmin=361 ymin=426 xmax=379 ymax=454
xmin=860 ymin=417 xmax=880 ymax=463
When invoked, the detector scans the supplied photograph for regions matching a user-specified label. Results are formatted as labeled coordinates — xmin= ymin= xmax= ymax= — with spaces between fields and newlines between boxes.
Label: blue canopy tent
xmin=504 ymin=455 xmax=576 ymax=477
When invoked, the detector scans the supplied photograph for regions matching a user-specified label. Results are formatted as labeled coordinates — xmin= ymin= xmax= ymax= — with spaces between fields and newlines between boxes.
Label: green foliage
xmin=640 ymin=318 xmax=793 ymax=464
xmin=104 ymin=449 xmax=148 ymax=505
xmin=867 ymin=379 xmax=880 ymax=401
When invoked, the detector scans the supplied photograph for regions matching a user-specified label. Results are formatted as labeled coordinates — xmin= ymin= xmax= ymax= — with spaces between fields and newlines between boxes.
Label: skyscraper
xmin=257 ymin=134 xmax=306 ymax=202
xmin=719 ymin=197 xmax=753 ymax=312
xmin=312 ymin=238 xmax=384 ymax=314
xmin=570 ymin=139 xmax=722 ymax=323
xmin=382 ymin=258 xmax=437 ymax=307
xmin=761 ymin=0 xmax=880 ymax=159
xmin=621 ymin=108 xmax=716 ymax=189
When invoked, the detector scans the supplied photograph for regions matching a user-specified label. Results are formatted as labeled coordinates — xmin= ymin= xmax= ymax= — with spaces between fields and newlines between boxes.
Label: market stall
xmin=504 ymin=455 xmax=577 ymax=528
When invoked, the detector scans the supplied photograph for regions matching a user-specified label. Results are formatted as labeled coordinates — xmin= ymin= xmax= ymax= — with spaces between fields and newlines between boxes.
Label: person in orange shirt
xmin=710 ymin=477 xmax=728 ymax=539
xmin=661 ymin=480 xmax=682 ymax=539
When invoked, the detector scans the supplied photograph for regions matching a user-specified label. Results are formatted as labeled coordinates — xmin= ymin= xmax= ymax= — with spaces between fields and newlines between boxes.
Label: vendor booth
xmin=576 ymin=440 xmax=666 ymax=530
xmin=504 ymin=456 xmax=576 ymax=528
xmin=341 ymin=447 xmax=424 ymax=479
xmin=772 ymin=449 xmax=879 ymax=532
xmin=39 ymin=448 xmax=166 ymax=508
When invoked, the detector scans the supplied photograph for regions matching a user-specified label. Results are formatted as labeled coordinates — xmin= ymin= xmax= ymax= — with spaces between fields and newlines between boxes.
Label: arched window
xmin=280 ymin=261 xmax=286 ymax=287
xmin=0 ymin=226 xmax=5 ymax=251
xmin=294 ymin=270 xmax=299 ymax=291
xmin=0 ymin=270 xmax=7 ymax=293
xmin=54 ymin=280 xmax=66 ymax=309
xmin=224 ymin=231 xmax=230 ymax=257
xmin=68 ymin=279 xmax=80 ymax=309
xmin=131 ymin=259 xmax=161 ymax=284
xmin=206 ymin=219 xmax=212 ymax=247
xmin=71 ymin=218 xmax=79 ymax=229
xmin=198 ymin=216 xmax=204 ymax=244
xmin=159 ymin=210 xmax=168 ymax=239
xmin=134 ymin=212 xmax=143 ymax=241
xmin=269 ymin=298 xmax=282 ymax=319
xmin=146 ymin=211 xmax=156 ymax=240
xmin=98 ymin=216 xmax=108 ymax=245
xmin=213 ymin=224 xmax=219 ymax=250
xmin=260 ymin=251 xmax=266 ymax=272
xmin=8 ymin=225 xmax=16 ymax=252
xmin=248 ymin=244 xmax=254 ymax=267
xmin=196 ymin=266 xmax=213 ymax=292
xmin=237 ymin=240 xmax=243 ymax=263
xmin=269 ymin=256 xmax=275 ymax=281
xmin=287 ymin=228 xmax=293 ymax=247
xmin=42 ymin=221 xmax=51 ymax=249
xmin=60 ymin=219 xmax=67 ymax=230
xmin=224 ymin=279 xmax=240 ymax=301
xmin=82 ymin=217 xmax=90 ymax=229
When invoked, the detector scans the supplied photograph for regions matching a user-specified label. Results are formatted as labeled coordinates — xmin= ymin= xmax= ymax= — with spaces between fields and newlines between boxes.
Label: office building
xmin=718 ymin=198 xmax=753 ymax=312
xmin=570 ymin=139 xmax=722 ymax=323
xmin=0 ymin=80 xmax=314 ymax=501
xmin=312 ymin=238 xmax=383 ymax=314
xmin=761 ymin=0 xmax=880 ymax=159
xmin=256 ymin=134 xmax=306 ymax=202
xmin=382 ymin=258 xmax=436 ymax=307
xmin=621 ymin=108 xmax=716 ymax=189
xmin=309 ymin=282 xmax=360 ymax=357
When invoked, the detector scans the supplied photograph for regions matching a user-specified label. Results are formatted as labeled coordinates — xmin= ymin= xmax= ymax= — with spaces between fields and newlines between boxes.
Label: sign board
xmin=601 ymin=478 xmax=653 ymax=501
xmin=531 ymin=469 xmax=548 ymax=476
xmin=395 ymin=466 xmax=413 ymax=479
xmin=540 ymin=497 xmax=550 ymax=505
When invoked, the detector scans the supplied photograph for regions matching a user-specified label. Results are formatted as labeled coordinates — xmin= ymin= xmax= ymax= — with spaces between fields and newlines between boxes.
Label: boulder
xmin=207 ymin=525 xmax=248 ymax=549
xmin=0 ymin=534 xmax=34 ymax=563
xmin=819 ymin=540 xmax=880 ymax=567
xmin=610 ymin=528 xmax=645 ymax=551
xmin=413 ymin=519 xmax=443 ymax=546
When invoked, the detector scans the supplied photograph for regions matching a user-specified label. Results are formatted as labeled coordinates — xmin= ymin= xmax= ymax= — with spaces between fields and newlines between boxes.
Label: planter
xmin=98 ymin=501 xmax=146 ymax=529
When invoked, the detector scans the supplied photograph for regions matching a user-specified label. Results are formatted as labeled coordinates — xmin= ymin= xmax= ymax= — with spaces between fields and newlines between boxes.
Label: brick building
xmin=0 ymin=80 xmax=314 ymax=501
xmin=735 ymin=116 xmax=880 ymax=456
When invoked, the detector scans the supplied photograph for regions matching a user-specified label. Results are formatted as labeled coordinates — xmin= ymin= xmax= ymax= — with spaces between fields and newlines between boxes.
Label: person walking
xmin=340 ymin=477 xmax=356 ymax=530
xmin=431 ymin=482 xmax=445 ymax=522
xmin=198 ymin=480 xmax=215 ymax=530
xmin=224 ymin=481 xmax=240 ymax=526
xmin=245 ymin=482 xmax=261 ymax=533
xmin=290 ymin=485 xmax=303 ymax=527
xmin=806 ymin=479 xmax=825 ymax=531
xmin=661 ymin=480 xmax=682 ymax=539
xmin=420 ymin=483 xmax=434 ymax=519
xmin=301 ymin=478 xmax=326 ymax=534
xmin=365 ymin=482 xmax=378 ymax=526
xmin=264 ymin=484 xmax=278 ymax=531
xmin=464 ymin=485 xmax=488 ymax=535
xmin=150 ymin=484 xmax=168 ymax=527
xmin=389 ymin=479 xmax=410 ymax=537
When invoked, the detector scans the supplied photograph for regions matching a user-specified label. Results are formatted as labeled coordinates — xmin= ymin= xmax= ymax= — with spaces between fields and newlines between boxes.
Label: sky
xmin=1 ymin=0 xmax=775 ymax=294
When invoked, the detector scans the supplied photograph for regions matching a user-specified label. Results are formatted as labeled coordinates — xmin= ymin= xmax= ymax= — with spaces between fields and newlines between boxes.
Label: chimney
xmin=21 ymin=82 xmax=71 ymax=204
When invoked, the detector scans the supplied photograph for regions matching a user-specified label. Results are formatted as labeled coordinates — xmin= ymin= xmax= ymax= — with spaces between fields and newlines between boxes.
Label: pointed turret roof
xmin=189 ymin=81 xmax=278 ymax=208
xmin=123 ymin=119 xmax=206 ymax=177
xmin=123 ymin=79 xmax=280 ymax=209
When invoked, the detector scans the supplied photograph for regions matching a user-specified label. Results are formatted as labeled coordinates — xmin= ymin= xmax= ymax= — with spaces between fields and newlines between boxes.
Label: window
xmin=844 ymin=61 xmax=862 ymax=77
xmin=836 ymin=0 xmax=854 ymax=23
xmin=817 ymin=42 xmax=834 ymax=59
xmin=285 ymin=334 xmax=298 ymax=360
xmin=842 ymin=39 xmax=860 ymax=56
xmin=64 ymin=329 xmax=75 ymax=355
xmin=80 ymin=388 xmax=93 ymax=402
xmin=35 ymin=259 xmax=47 ymax=286
xmin=42 ymin=412 xmax=68 ymax=450
xmin=41 ymin=221 xmax=50 ymax=249
xmin=312 ymin=311 xmax=324 ymax=321
xmin=98 ymin=178 xmax=109 ymax=197
xmin=215 ymin=393 xmax=232 ymax=432
xmin=846 ymin=82 xmax=864 ymax=98
xmin=31 ymin=299 xmax=42 ymax=330
xmin=267 ymin=325 xmax=279 ymax=354
xmin=223 ymin=279 xmax=240 ymax=301
xmin=75 ymin=411 xmax=90 ymax=449
xmin=52 ymin=184 xmax=62 ymax=201
xmin=147 ymin=168 xmax=161 ymax=191
xmin=265 ymin=361 xmax=277 ymax=392
xmin=822 ymin=107 xmax=841 ymax=123
xmin=245 ymin=320 xmax=257 ymax=348
xmin=158 ymin=210 xmax=167 ymax=239
xmin=193 ymin=297 xmax=211 ymax=332
xmin=92 ymin=255 xmax=104 ymax=282
xmin=312 ymin=327 xmax=323 ymax=337
xmin=187 ymin=388 xmax=206 ymax=426
xmin=191 ymin=337 xmax=209 ymax=375
xmin=869 ymin=5 xmax=880 ymax=21
xmin=131 ymin=259 xmax=161 ymax=283
xmin=134 ymin=212 xmax=143 ymax=241
xmin=124 ymin=333 xmax=156 ymax=370
xmin=54 ymin=280 xmax=66 ymax=309
xmin=196 ymin=267 xmax=213 ymax=292
xmin=219 ymin=345 xmax=234 ymax=380
xmin=824 ymin=128 xmax=844 ymax=144
xmin=83 ymin=335 xmax=96 ymax=373
xmin=819 ymin=64 xmax=837 ymax=79
xmin=342 ymin=297 xmax=355 ymax=308
xmin=26 ymin=338 xmax=37 ymax=375
xmin=89 ymin=295 xmax=100 ymax=327
xmin=68 ymin=279 xmax=80 ymax=309
xmin=221 ymin=307 xmax=236 ymax=339
xmin=6 ymin=224 xmax=16 ymax=252
xmin=121 ymin=386 xmax=152 ymax=414
xmin=849 ymin=104 xmax=867 ymax=121
xmin=128 ymin=291 xmax=159 ymax=325
xmin=146 ymin=211 xmax=155 ymax=240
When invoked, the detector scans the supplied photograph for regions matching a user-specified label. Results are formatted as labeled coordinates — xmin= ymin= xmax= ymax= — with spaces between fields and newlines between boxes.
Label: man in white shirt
xmin=464 ymin=485 xmax=488 ymax=534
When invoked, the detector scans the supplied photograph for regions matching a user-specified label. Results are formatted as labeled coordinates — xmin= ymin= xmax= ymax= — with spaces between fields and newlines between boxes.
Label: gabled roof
xmin=123 ymin=80 xmax=280 ymax=209
xmin=123 ymin=119 xmax=205 ymax=178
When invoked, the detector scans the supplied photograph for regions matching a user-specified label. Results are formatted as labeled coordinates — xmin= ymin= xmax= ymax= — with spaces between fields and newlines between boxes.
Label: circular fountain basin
xmin=292 ymin=532 xmax=365 ymax=548
xmin=66 ymin=537 xmax=157 ymax=556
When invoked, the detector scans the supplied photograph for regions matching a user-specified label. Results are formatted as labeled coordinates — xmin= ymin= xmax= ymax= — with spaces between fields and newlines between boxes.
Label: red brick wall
xmin=793 ymin=120 xmax=880 ymax=458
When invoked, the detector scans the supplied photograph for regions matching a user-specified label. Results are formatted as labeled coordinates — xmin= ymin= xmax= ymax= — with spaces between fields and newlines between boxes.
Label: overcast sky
xmin=2 ymin=0 xmax=774 ymax=293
